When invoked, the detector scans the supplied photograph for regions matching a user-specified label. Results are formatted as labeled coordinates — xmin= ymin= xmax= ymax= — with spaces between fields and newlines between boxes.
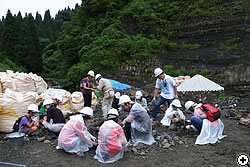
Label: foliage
xmin=219 ymin=37 xmax=241 ymax=52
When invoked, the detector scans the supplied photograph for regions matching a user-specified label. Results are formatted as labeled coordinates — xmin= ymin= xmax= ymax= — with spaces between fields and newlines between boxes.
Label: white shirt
xmin=155 ymin=74 xmax=176 ymax=99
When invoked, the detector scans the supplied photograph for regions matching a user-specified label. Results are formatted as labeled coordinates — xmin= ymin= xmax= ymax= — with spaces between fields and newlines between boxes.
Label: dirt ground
xmin=0 ymin=99 xmax=249 ymax=167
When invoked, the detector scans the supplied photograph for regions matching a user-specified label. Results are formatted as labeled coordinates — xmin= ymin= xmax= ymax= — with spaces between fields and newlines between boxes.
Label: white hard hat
xmin=54 ymin=95 xmax=63 ymax=103
xmin=87 ymin=70 xmax=95 ymax=77
xmin=171 ymin=99 xmax=182 ymax=108
xmin=115 ymin=92 xmax=121 ymax=99
xmin=43 ymin=99 xmax=54 ymax=106
xmin=95 ymin=74 xmax=102 ymax=80
xmin=135 ymin=91 xmax=143 ymax=99
xmin=108 ymin=108 xmax=119 ymax=117
xmin=154 ymin=68 xmax=163 ymax=77
xmin=118 ymin=95 xmax=132 ymax=105
xmin=80 ymin=107 xmax=93 ymax=117
xmin=185 ymin=101 xmax=195 ymax=111
xmin=27 ymin=104 xmax=39 ymax=112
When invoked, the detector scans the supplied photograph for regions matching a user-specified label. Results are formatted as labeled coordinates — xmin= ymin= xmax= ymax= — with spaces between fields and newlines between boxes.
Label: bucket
xmin=7 ymin=132 xmax=25 ymax=149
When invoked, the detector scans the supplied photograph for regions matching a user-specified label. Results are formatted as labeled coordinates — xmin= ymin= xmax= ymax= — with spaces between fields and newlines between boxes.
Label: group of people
xmin=14 ymin=67 xmax=225 ymax=164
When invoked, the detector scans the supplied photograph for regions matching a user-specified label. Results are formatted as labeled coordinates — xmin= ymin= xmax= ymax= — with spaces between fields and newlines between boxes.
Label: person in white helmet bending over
xmin=95 ymin=74 xmax=114 ymax=119
xmin=160 ymin=99 xmax=185 ymax=126
xmin=94 ymin=108 xmax=127 ymax=163
xmin=135 ymin=90 xmax=149 ymax=112
xmin=80 ymin=70 xmax=95 ymax=107
xmin=185 ymin=101 xmax=226 ymax=145
xmin=151 ymin=68 xmax=177 ymax=120
xmin=119 ymin=95 xmax=155 ymax=146
xmin=40 ymin=98 xmax=66 ymax=133
xmin=57 ymin=107 xmax=97 ymax=155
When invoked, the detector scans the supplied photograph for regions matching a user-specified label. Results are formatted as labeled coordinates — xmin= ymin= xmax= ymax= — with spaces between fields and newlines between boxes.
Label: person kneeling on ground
xmin=94 ymin=108 xmax=127 ymax=163
xmin=160 ymin=99 xmax=185 ymax=127
xmin=185 ymin=101 xmax=226 ymax=145
xmin=40 ymin=98 xmax=65 ymax=134
xmin=119 ymin=95 xmax=155 ymax=146
xmin=19 ymin=104 xmax=40 ymax=140
xmin=57 ymin=107 xmax=97 ymax=155
xmin=135 ymin=91 xmax=149 ymax=112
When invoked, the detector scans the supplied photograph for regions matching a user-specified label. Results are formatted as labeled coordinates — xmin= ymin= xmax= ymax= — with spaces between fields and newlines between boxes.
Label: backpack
xmin=12 ymin=115 xmax=28 ymax=132
xmin=200 ymin=104 xmax=221 ymax=122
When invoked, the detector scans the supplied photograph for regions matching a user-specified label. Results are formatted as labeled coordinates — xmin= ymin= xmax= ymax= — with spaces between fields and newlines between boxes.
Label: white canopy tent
xmin=177 ymin=74 xmax=224 ymax=92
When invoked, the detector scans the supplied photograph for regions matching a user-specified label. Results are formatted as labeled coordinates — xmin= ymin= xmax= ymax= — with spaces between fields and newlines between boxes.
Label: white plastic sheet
xmin=161 ymin=104 xmax=185 ymax=126
xmin=130 ymin=103 xmax=155 ymax=146
xmin=195 ymin=119 xmax=226 ymax=145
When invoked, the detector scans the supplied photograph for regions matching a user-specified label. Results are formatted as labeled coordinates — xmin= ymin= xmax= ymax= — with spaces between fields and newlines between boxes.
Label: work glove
xmin=174 ymin=94 xmax=178 ymax=99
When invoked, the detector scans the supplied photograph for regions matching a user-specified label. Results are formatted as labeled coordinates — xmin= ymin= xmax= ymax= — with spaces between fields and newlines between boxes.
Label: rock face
xmin=116 ymin=2 xmax=250 ymax=96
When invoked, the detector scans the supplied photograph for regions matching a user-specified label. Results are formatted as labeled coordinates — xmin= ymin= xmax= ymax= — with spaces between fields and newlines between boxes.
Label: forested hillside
xmin=1 ymin=0 xmax=249 ymax=93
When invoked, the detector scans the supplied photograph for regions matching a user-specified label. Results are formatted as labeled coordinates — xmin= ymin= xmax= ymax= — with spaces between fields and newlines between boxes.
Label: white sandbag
xmin=71 ymin=92 xmax=98 ymax=112
xmin=71 ymin=92 xmax=84 ymax=113
xmin=0 ymin=92 xmax=39 ymax=133
xmin=39 ymin=88 xmax=72 ymax=116
xmin=195 ymin=119 xmax=226 ymax=145
xmin=30 ymin=73 xmax=47 ymax=94
xmin=0 ymin=71 xmax=47 ymax=94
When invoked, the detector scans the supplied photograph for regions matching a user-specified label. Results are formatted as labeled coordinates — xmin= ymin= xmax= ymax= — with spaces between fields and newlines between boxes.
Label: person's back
xmin=98 ymin=120 xmax=125 ymax=156
xmin=47 ymin=106 xmax=66 ymax=124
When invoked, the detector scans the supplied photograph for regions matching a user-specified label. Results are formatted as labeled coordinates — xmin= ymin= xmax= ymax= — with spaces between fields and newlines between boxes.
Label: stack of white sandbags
xmin=71 ymin=92 xmax=98 ymax=112
xmin=0 ymin=89 xmax=39 ymax=133
xmin=39 ymin=88 xmax=72 ymax=116
xmin=0 ymin=70 xmax=47 ymax=94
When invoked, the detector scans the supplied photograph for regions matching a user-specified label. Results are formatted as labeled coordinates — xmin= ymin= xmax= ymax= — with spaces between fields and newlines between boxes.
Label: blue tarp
xmin=106 ymin=79 xmax=132 ymax=90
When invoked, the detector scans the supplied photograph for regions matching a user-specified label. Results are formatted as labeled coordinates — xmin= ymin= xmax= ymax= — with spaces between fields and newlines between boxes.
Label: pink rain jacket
xmin=94 ymin=120 xmax=127 ymax=163
xmin=58 ymin=115 xmax=93 ymax=153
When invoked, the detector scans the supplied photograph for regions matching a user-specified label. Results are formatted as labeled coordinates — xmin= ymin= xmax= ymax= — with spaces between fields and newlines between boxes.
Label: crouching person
xmin=57 ymin=107 xmax=97 ymax=155
xmin=160 ymin=99 xmax=185 ymax=126
xmin=185 ymin=101 xmax=226 ymax=145
xmin=94 ymin=109 xmax=127 ymax=163
xmin=119 ymin=95 xmax=155 ymax=146
xmin=41 ymin=99 xmax=65 ymax=133
xmin=18 ymin=104 xmax=40 ymax=140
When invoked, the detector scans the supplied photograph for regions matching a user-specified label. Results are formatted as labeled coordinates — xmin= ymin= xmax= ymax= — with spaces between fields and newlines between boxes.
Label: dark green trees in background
xmin=0 ymin=10 xmax=42 ymax=73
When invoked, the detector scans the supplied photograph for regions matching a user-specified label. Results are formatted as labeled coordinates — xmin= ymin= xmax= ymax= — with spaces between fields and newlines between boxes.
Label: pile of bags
xmin=173 ymin=76 xmax=191 ymax=87
xmin=0 ymin=70 xmax=47 ymax=133
xmin=0 ymin=70 xmax=98 ymax=133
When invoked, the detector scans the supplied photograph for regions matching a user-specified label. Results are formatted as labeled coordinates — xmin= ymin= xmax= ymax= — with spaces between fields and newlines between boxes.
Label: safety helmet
xmin=87 ymin=70 xmax=95 ymax=77
xmin=171 ymin=99 xmax=182 ymax=108
xmin=107 ymin=108 xmax=119 ymax=117
xmin=115 ymin=92 xmax=121 ymax=99
xmin=27 ymin=104 xmax=39 ymax=112
xmin=118 ymin=95 xmax=132 ymax=105
xmin=79 ymin=107 xmax=93 ymax=117
xmin=154 ymin=68 xmax=163 ymax=77
xmin=54 ymin=95 xmax=63 ymax=103
xmin=135 ymin=91 xmax=143 ymax=99
xmin=43 ymin=99 xmax=54 ymax=106
xmin=95 ymin=74 xmax=102 ymax=80
xmin=185 ymin=101 xmax=195 ymax=111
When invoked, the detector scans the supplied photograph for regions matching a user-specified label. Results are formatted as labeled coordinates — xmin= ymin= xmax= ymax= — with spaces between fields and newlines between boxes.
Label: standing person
xmin=41 ymin=99 xmax=66 ymax=133
xmin=80 ymin=70 xmax=95 ymax=107
xmin=151 ymin=68 xmax=177 ymax=120
xmin=185 ymin=101 xmax=226 ymax=145
xmin=94 ymin=109 xmax=127 ymax=163
xmin=135 ymin=91 xmax=149 ymax=112
xmin=160 ymin=99 xmax=185 ymax=126
xmin=18 ymin=104 xmax=40 ymax=140
xmin=95 ymin=74 xmax=114 ymax=119
xmin=119 ymin=95 xmax=155 ymax=146
xmin=57 ymin=107 xmax=97 ymax=155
